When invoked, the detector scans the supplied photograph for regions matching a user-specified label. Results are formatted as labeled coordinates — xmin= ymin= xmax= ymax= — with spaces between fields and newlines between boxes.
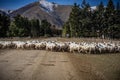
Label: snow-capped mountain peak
xmin=0 ymin=9 xmax=13 ymax=14
xmin=39 ymin=0 xmax=58 ymax=12
xmin=91 ymin=6 xmax=97 ymax=11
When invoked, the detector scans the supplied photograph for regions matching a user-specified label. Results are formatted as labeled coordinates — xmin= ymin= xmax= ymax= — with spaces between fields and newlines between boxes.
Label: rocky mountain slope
xmin=10 ymin=1 xmax=72 ymax=28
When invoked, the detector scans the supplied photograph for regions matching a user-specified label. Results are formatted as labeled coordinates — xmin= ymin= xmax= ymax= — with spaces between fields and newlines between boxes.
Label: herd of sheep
xmin=0 ymin=40 xmax=120 ymax=54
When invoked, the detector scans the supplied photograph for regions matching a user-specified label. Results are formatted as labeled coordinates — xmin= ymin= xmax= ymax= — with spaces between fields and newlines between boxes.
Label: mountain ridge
xmin=9 ymin=1 xmax=98 ymax=28
xmin=10 ymin=1 xmax=72 ymax=28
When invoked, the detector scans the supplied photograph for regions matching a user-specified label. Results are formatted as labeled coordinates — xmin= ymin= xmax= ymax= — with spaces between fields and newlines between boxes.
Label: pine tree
xmin=62 ymin=21 xmax=70 ymax=37
xmin=81 ymin=2 xmax=91 ymax=18
xmin=8 ymin=15 xmax=34 ymax=37
xmin=41 ymin=19 xmax=52 ymax=37
xmin=81 ymin=0 xmax=86 ymax=8
xmin=95 ymin=1 xmax=105 ymax=37
xmin=105 ymin=0 xmax=115 ymax=18
xmin=98 ymin=1 xmax=104 ymax=12
xmin=30 ymin=19 xmax=40 ymax=37
xmin=80 ymin=2 xmax=92 ymax=37
xmin=9 ymin=21 xmax=20 ymax=37
xmin=104 ymin=0 xmax=115 ymax=38
xmin=0 ymin=13 xmax=10 ymax=37
xmin=116 ymin=2 xmax=120 ymax=10
xmin=69 ymin=3 xmax=81 ymax=37
xmin=107 ymin=0 xmax=115 ymax=12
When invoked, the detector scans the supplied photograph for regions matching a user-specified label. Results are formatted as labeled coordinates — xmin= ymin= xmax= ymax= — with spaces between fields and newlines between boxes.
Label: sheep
xmin=23 ymin=43 xmax=35 ymax=50
xmin=87 ymin=43 xmax=96 ymax=54
xmin=53 ymin=42 xmax=61 ymax=51
xmin=14 ymin=41 xmax=26 ymax=49
xmin=69 ymin=42 xmax=81 ymax=53
xmin=35 ymin=41 xmax=46 ymax=50
xmin=0 ymin=44 xmax=2 ymax=49
xmin=80 ymin=44 xmax=90 ymax=54
xmin=117 ymin=45 xmax=120 ymax=52
xmin=63 ymin=42 xmax=71 ymax=52
xmin=0 ymin=42 xmax=3 ymax=49
xmin=0 ymin=40 xmax=120 ymax=54
xmin=9 ymin=42 xmax=16 ymax=49
xmin=46 ymin=42 xmax=56 ymax=51
xmin=35 ymin=43 xmax=42 ymax=50
xmin=53 ymin=42 xmax=66 ymax=52
xmin=0 ymin=41 xmax=3 ymax=49
xmin=1 ymin=41 xmax=12 ymax=49
xmin=113 ymin=44 xmax=120 ymax=53
xmin=26 ymin=41 xmax=37 ymax=49
xmin=96 ymin=43 xmax=107 ymax=53
xmin=105 ymin=43 xmax=115 ymax=53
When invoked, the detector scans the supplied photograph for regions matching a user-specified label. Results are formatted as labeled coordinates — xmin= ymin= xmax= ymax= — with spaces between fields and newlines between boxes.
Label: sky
xmin=0 ymin=0 xmax=120 ymax=10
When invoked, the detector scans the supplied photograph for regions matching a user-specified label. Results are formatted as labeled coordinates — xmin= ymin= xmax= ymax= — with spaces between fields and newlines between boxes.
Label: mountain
xmin=0 ymin=10 xmax=6 ymax=15
xmin=91 ymin=6 xmax=97 ymax=11
xmin=0 ymin=9 xmax=13 ymax=15
xmin=10 ymin=1 xmax=72 ymax=28
xmin=0 ymin=9 xmax=11 ymax=16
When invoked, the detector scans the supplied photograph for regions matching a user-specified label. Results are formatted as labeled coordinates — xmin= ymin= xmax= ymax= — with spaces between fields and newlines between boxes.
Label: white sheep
xmin=0 ymin=40 xmax=120 ymax=54
xmin=35 ymin=41 xmax=46 ymax=50
xmin=14 ymin=41 xmax=26 ymax=49
xmin=69 ymin=42 xmax=81 ymax=53
xmin=46 ymin=42 xmax=56 ymax=51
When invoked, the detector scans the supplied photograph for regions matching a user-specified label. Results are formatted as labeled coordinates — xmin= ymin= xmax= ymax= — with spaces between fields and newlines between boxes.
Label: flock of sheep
xmin=0 ymin=40 xmax=120 ymax=54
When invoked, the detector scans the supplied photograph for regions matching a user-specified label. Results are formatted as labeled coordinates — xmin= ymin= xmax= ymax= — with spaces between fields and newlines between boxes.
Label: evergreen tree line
xmin=0 ymin=13 xmax=10 ymax=37
xmin=62 ymin=0 xmax=120 ymax=39
xmin=0 ymin=14 xmax=61 ymax=38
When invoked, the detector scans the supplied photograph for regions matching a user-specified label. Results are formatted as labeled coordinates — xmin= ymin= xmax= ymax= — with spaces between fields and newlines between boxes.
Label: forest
xmin=0 ymin=0 xmax=120 ymax=38
xmin=62 ymin=0 xmax=120 ymax=38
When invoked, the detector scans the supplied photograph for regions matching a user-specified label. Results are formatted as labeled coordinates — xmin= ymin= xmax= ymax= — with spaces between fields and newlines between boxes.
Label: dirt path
xmin=0 ymin=50 xmax=82 ymax=80
xmin=0 ymin=50 xmax=108 ymax=80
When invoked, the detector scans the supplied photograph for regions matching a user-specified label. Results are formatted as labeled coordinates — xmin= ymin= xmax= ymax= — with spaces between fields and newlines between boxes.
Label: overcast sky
xmin=0 ymin=0 xmax=119 ymax=10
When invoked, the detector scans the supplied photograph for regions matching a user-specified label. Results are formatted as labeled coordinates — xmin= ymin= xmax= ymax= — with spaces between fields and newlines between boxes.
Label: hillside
xmin=10 ymin=1 xmax=72 ymax=28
